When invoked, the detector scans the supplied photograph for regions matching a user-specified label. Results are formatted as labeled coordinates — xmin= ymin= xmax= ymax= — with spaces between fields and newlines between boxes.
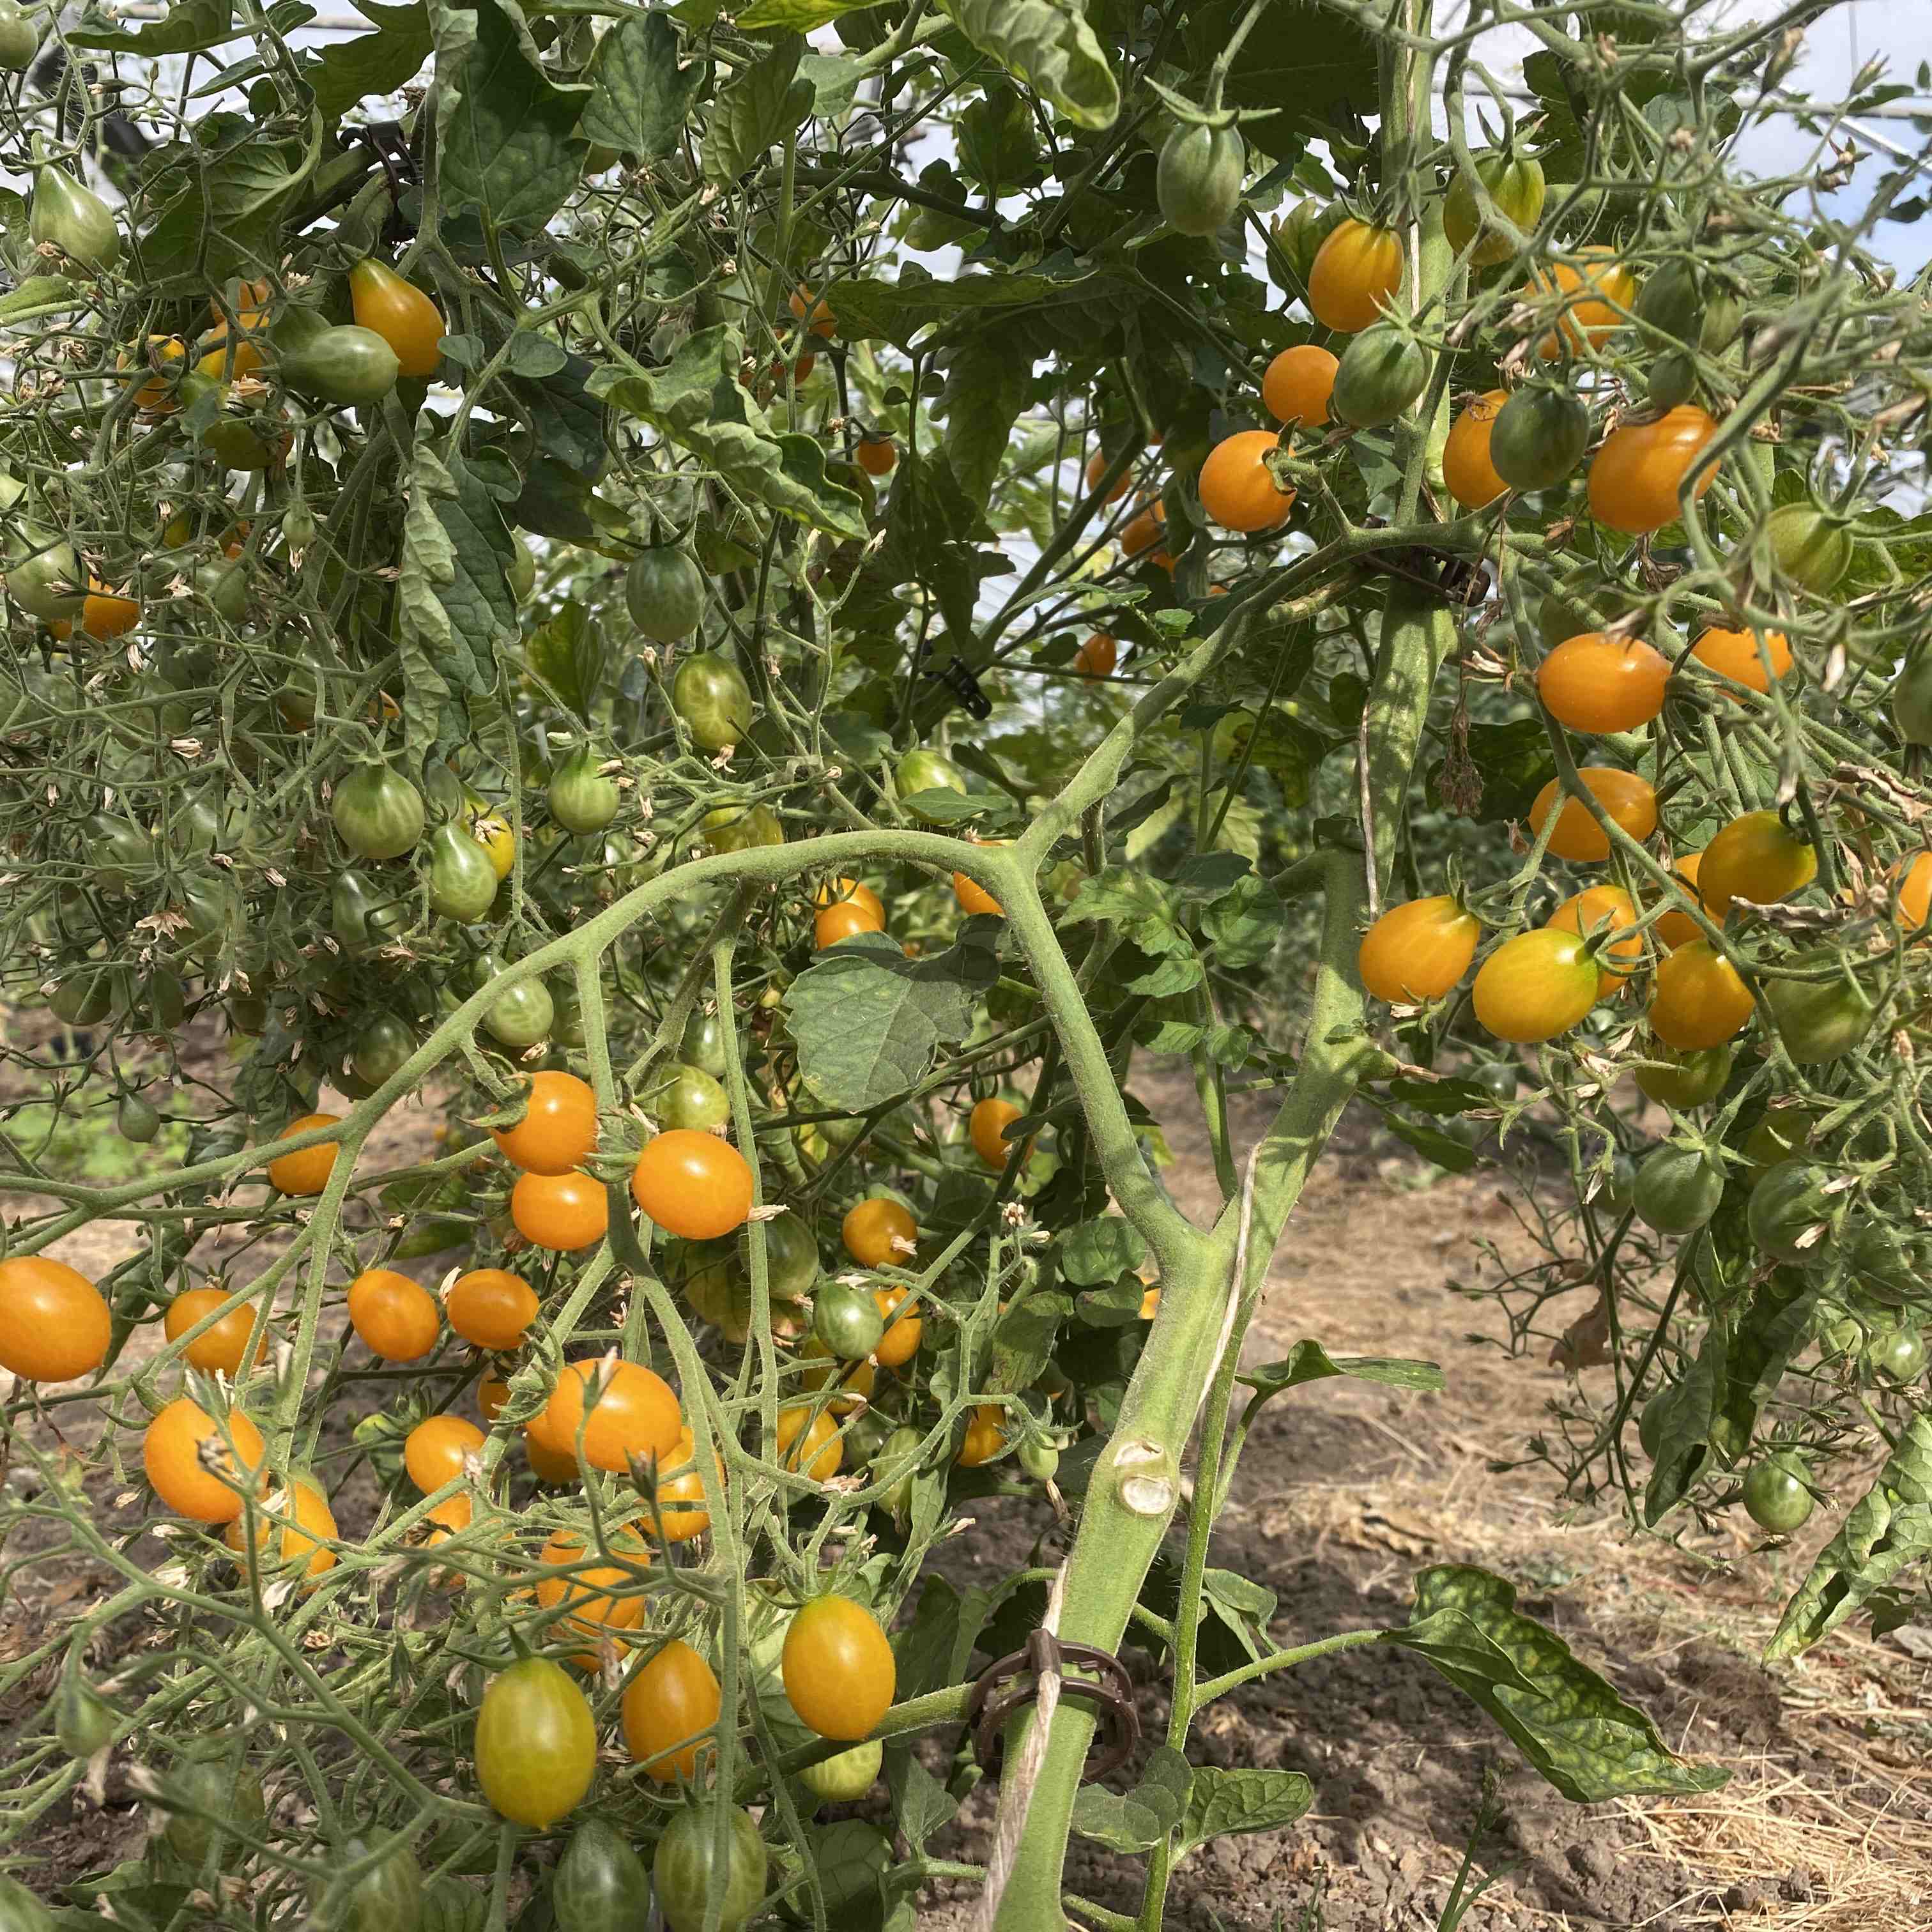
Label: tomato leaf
xmin=1075 ymin=1273 xmax=1144 ymax=1327
xmin=703 ymin=33 xmax=806 ymax=183
xmin=1063 ymin=868 xmax=1190 ymax=957
xmin=303 ymin=0 xmax=432 ymax=119
xmin=989 ymin=1291 xmax=1070 ymax=1395
xmin=828 ymin=261 xmax=1126 ymax=350
xmin=935 ymin=0 xmax=1119 ymax=131
xmin=940 ymin=328 xmax=1032 ymax=509
xmin=884 ymin=1751 xmax=958 ymax=1853
xmin=1200 ymin=873 xmax=1285 ymax=969
xmin=1239 ymin=1340 xmax=1445 ymax=1400
xmin=135 ymin=114 xmax=308 ymax=284
xmin=1176 ymin=1766 xmax=1314 ymax=1860
xmin=737 ymin=0 xmax=880 ymax=27
xmin=1183 ymin=0 xmax=1378 ymax=162
xmin=1054 ymin=1216 xmax=1148 ymax=1286
xmin=397 ymin=441 xmax=506 ymax=753
xmin=1392 ymin=1565 xmax=1728 ymax=1800
xmin=1071 ymin=1747 xmax=1190 ymax=1853
xmin=525 ymin=602 xmax=606 ymax=721
xmin=71 ymin=0 xmax=237 ymax=55
xmin=581 ymin=10 xmax=705 ymax=160
xmin=788 ymin=928 xmax=1002 ymax=1110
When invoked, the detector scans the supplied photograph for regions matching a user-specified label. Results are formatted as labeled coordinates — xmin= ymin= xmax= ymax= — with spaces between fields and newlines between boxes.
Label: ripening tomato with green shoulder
xmin=645 ymin=1064 xmax=730 ymax=1133
xmin=652 ymin=1805 xmax=767 ymax=1932
xmin=474 ymin=1657 xmax=596 ymax=1828
xmin=1691 ymin=625 xmax=1791 ymax=696
xmin=0 ymin=1255 xmax=112 ymax=1381
xmin=1443 ymin=150 xmax=1545 ymax=264
xmin=1261 ymin=344 xmax=1337 ymax=429
xmin=493 ymin=1070 xmax=598 ymax=1176
xmin=1471 ymin=929 xmax=1601 ymax=1043
xmin=1537 ymin=632 xmax=1671 ymax=734
xmin=1587 ymin=406 xmax=1721 ymax=534
xmin=1356 ymin=895 xmax=1480 ymax=1004
xmin=1649 ymin=940 xmax=1754 ymax=1050
xmin=1442 ymin=390 xmax=1508 ymax=507
xmin=781 ymin=1594 xmax=896 ymax=1741
xmin=349 ymin=259 xmax=446 ymax=379
xmin=1545 ymin=884 xmax=1644 ymax=988
xmin=622 ymin=1638 xmax=721 ymax=1782
xmin=1527 ymin=769 xmax=1658 ymax=863
xmin=348 ymin=1269 xmax=441 ymax=1361
xmin=1307 ymin=218 xmax=1405 ymax=333
xmin=1698 ymin=809 xmax=1816 ymax=918
xmin=1199 ymin=429 xmax=1294 ymax=533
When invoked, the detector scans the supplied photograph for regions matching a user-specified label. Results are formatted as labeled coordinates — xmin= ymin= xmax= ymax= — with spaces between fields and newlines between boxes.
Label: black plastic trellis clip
xmin=962 ymin=1629 xmax=1139 ymax=1782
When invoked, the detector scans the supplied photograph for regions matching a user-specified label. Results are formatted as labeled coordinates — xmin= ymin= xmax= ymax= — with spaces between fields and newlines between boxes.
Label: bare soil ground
xmin=4 ymin=1046 xmax=1930 ymax=1932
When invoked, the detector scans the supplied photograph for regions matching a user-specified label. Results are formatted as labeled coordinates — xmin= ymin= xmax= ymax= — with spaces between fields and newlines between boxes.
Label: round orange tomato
xmin=348 ymin=1269 xmax=441 ymax=1361
xmin=630 ymin=1129 xmax=755 ymax=1240
xmin=1652 ymin=853 xmax=1705 ymax=950
xmin=537 ymin=1524 xmax=649 ymax=1652
xmin=781 ymin=1595 xmax=896 ymax=1742
xmin=164 ymin=1287 xmax=263 ymax=1378
xmin=1537 ymin=632 xmax=1671 ymax=733
xmin=799 ymin=1339 xmax=874 ymax=1411
xmin=1199 ymin=429 xmax=1293 ymax=533
xmin=969 ymin=1096 xmax=1023 ymax=1169
xmin=264 ymin=1112 xmax=342 ymax=1196
xmin=1528 ymin=249 xmax=1637 ymax=355
xmin=1072 ymin=633 xmax=1117 ymax=678
xmin=524 ymin=1411 xmax=581 ymax=1485
xmin=855 ymin=435 xmax=896 ymax=477
xmin=1085 ymin=448 xmax=1131 ymax=504
xmin=224 ymin=1475 xmax=337 ymax=1584
xmin=1699 ymin=809 xmax=1816 ymax=917
xmin=1528 ymin=769 xmax=1658 ymax=864
xmin=957 ymin=1404 xmax=1007 ymax=1468
xmin=776 ymin=1403 xmax=843 ymax=1481
xmin=622 ymin=1638 xmax=720 ymax=1781
xmin=1890 ymin=851 xmax=1932 ymax=928
xmin=815 ymin=900 xmax=884 ymax=949
xmin=1587 ymin=405 xmax=1721 ymax=535
xmin=512 ymin=1170 xmax=610 ymax=1251
xmin=653 ymin=1427 xmax=719 ymax=1542
xmin=1650 ymin=941 xmax=1754 ymax=1050
xmin=1307 ymin=219 xmax=1405 ymax=334
xmin=1471 ymin=930 xmax=1600 ymax=1043
xmin=1356 ymin=895 xmax=1480 ymax=1004
xmin=545 ymin=1358 xmax=682 ymax=1471
xmin=843 ymin=1197 xmax=916 ymax=1268
xmin=1691 ymin=625 xmax=1791 ymax=695
xmin=445 ymin=1268 xmax=539 ymax=1351
xmin=1443 ymin=390 xmax=1508 ymax=509
xmin=403 ymin=1413 xmax=485 ymax=1493
xmin=790 ymin=286 xmax=836 ymax=339
xmin=1262 ymin=344 xmax=1338 ymax=427
xmin=1545 ymin=884 xmax=1644 ymax=987
xmin=0 ymin=1255 xmax=112 ymax=1381
xmin=951 ymin=867 xmax=1004 ymax=917
xmin=1120 ymin=500 xmax=1165 ymax=559
xmin=815 ymin=877 xmax=884 ymax=924
xmin=493 ymin=1070 xmax=598 ymax=1176
xmin=477 ymin=1369 xmax=510 ymax=1423
xmin=873 ymin=1288 xmax=921 ymax=1368
xmin=142 ymin=1398 xmax=265 ymax=1524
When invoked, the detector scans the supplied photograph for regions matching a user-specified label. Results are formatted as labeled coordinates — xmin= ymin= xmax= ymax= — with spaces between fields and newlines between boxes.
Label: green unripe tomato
xmin=1634 ymin=1043 xmax=1731 ymax=1110
xmin=334 ymin=764 xmax=426 ymax=861
xmin=1631 ymin=1145 xmax=1724 ymax=1236
xmin=702 ymin=803 xmax=783 ymax=852
xmin=29 ymin=162 xmax=120 ymax=274
xmin=0 ymin=0 xmax=40 ymax=70
xmin=1765 ymin=503 xmax=1854 ymax=594
xmin=484 ymin=976 xmax=553 ymax=1050
xmin=1741 ymin=1452 xmax=1813 ymax=1533
xmin=894 ymin=748 xmax=969 ymax=818
xmin=1018 ymin=1439 xmax=1061 ymax=1482
xmin=797 ymin=1738 xmax=882 ymax=1804
xmin=645 ymin=1062 xmax=730 ymax=1131
xmin=875 ymin=1425 xmax=922 ymax=1518
xmin=625 ymin=548 xmax=705 ymax=641
xmin=5 ymin=535 xmax=85 ymax=622
xmin=161 ymin=1741 xmax=267 ymax=1867
xmin=1331 ymin=324 xmax=1430 ymax=428
xmin=1765 ymin=966 xmax=1873 ymax=1066
xmin=55 ymin=1666 xmax=118 ymax=1759
xmin=1156 ymin=122 xmax=1246 ymax=237
xmin=1860 ymin=1324 xmax=1926 ymax=1384
xmin=1892 ymin=653 xmax=1932 ymax=745
xmin=681 ymin=1009 xmax=731 ymax=1077
xmin=552 ymin=1820 xmax=649 ymax=1932
xmin=1489 ymin=385 xmax=1590 ymax=492
xmin=1634 ymin=258 xmax=1704 ymax=345
xmin=1647 ymin=349 xmax=1699 ymax=411
xmin=671 ymin=651 xmax=753 ymax=750
xmin=1443 ymin=151 xmax=1545 ymax=266
xmin=812 ymin=1279 xmax=884 ymax=1361
xmin=1746 ymin=1160 xmax=1835 ymax=1266
xmin=116 ymin=1092 xmax=162 ymax=1142
xmin=280 ymin=325 xmax=402 ymax=406
xmin=351 ymin=1014 xmax=417 ymax=1089
xmin=424 ymin=822 xmax=498 ymax=924
xmin=548 ymin=744 xmax=621 ymax=834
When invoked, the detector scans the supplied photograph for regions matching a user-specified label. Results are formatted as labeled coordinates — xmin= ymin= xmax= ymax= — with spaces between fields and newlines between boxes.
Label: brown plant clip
xmin=962 ymin=1630 xmax=1138 ymax=1781
xmin=1358 ymin=516 xmax=1492 ymax=608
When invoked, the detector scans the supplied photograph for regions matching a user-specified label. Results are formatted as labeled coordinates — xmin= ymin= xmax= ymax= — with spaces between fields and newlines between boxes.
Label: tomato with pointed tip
xmin=164 ymin=1287 xmax=263 ymax=1377
xmin=348 ymin=1268 xmax=440 ymax=1361
xmin=781 ymin=1595 xmax=896 ymax=1742
xmin=143 ymin=1398 xmax=266 ymax=1524
xmin=445 ymin=1269 xmax=539 ymax=1350
xmin=630 ymin=1129 xmax=755 ymax=1239
xmin=1442 ymin=389 xmax=1508 ymax=509
xmin=0 ymin=1255 xmax=112 ymax=1381
xmin=843 ymin=1197 xmax=917 ymax=1267
xmin=1649 ymin=940 xmax=1754 ymax=1050
xmin=1261 ymin=344 xmax=1337 ymax=428
xmin=970 ymin=1096 xmax=1023 ymax=1169
xmin=474 ymin=1657 xmax=596 ymax=1828
xmin=403 ymin=1414 xmax=485 ymax=1493
xmin=265 ymin=1112 xmax=342 ymax=1195
xmin=512 ymin=1170 xmax=610 ymax=1251
xmin=493 ymin=1070 xmax=598 ymax=1176
xmin=1546 ymin=884 xmax=1644 ymax=988
xmin=1698 ymin=809 xmax=1816 ymax=917
xmin=545 ymin=1358 xmax=681 ymax=1471
xmin=1587 ymin=405 xmax=1721 ymax=534
xmin=622 ymin=1638 xmax=721 ymax=1782
xmin=1356 ymin=895 xmax=1480 ymax=1004
xmin=1528 ymin=769 xmax=1658 ymax=864
xmin=1537 ymin=632 xmax=1671 ymax=733
xmin=1472 ymin=929 xmax=1601 ymax=1043
xmin=1199 ymin=429 xmax=1293 ymax=533
xmin=1307 ymin=218 xmax=1405 ymax=333
xmin=349 ymin=258 xmax=445 ymax=379
xmin=1443 ymin=150 xmax=1545 ymax=265
xmin=1691 ymin=625 xmax=1791 ymax=695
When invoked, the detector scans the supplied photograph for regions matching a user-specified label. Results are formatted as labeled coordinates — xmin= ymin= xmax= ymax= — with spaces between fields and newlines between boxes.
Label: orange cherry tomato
xmin=537 ymin=1524 xmax=649 ymax=1655
xmin=652 ymin=1427 xmax=720 ymax=1542
xmin=1528 ymin=769 xmax=1658 ymax=863
xmin=348 ymin=258 xmax=445 ymax=379
xmin=142 ymin=1398 xmax=265 ymax=1524
xmin=1356 ymin=895 xmax=1480 ymax=1004
xmin=423 ymin=1491 xmax=475 ymax=1544
xmin=264 ymin=1112 xmax=342 ymax=1196
xmin=1546 ymin=884 xmax=1644 ymax=988
xmin=1262 ymin=343 xmax=1338 ymax=428
xmin=1072 ymin=633 xmax=1117 ymax=678
xmin=1120 ymin=500 xmax=1165 ymax=558
xmin=781 ymin=1595 xmax=896 ymax=1742
xmin=1691 ymin=625 xmax=1791 ymax=695
xmin=348 ymin=1268 xmax=441 ymax=1361
xmin=843 ymin=1197 xmax=916 ymax=1268
xmin=1649 ymin=941 xmax=1754 ymax=1050
xmin=524 ymin=1412 xmax=582 ymax=1485
xmin=1443 ymin=390 xmax=1508 ymax=509
xmin=403 ymin=1413 xmax=485 ymax=1493
xmin=630 ymin=1128 xmax=755 ymax=1240
xmin=1528 ymin=249 xmax=1637 ymax=355
xmin=544 ymin=1358 xmax=682 ymax=1472
xmin=1653 ymin=852 xmax=1705 ymax=949
xmin=790 ymin=286 xmax=836 ymax=339
xmin=956 ymin=1404 xmax=1008 ymax=1468
xmin=164 ymin=1287 xmax=263 ymax=1377
xmin=445 ymin=1268 xmax=539 ymax=1351
xmin=815 ymin=900 xmax=884 ymax=949
xmin=799 ymin=1340 xmax=874 ymax=1412
xmin=1886 ymin=851 xmax=1932 ymax=928
xmin=873 ymin=1288 xmax=922 ymax=1368
xmin=1698 ymin=809 xmax=1816 ymax=918
xmin=224 ymin=1475 xmax=337 ymax=1585
xmin=1085 ymin=448 xmax=1131 ymax=504
xmin=815 ymin=877 xmax=884 ymax=924
xmin=1307 ymin=219 xmax=1405 ymax=334
xmin=478 ymin=1370 xmax=510 ymax=1423
xmin=1471 ymin=929 xmax=1601 ymax=1043
xmin=1587 ymin=405 xmax=1721 ymax=535
xmin=1537 ymin=632 xmax=1671 ymax=733
xmin=0 ymin=1255 xmax=112 ymax=1381
xmin=622 ymin=1638 xmax=721 ymax=1781
xmin=512 ymin=1170 xmax=610 ymax=1251
xmin=493 ymin=1070 xmax=599 ymax=1176
xmin=56 ymin=583 xmax=141 ymax=640
xmin=969 ymin=1096 xmax=1023 ymax=1169
xmin=1198 ymin=429 xmax=1293 ymax=533
xmin=954 ymin=872 xmax=1004 ymax=917
xmin=776 ymin=1403 xmax=843 ymax=1481
xmin=855 ymin=434 xmax=897 ymax=476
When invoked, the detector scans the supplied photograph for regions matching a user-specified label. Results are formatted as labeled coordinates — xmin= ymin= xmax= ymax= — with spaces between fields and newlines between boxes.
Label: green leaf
xmin=895 ymin=788 xmax=1018 ymax=828
xmin=137 ymin=114 xmax=307 ymax=284
xmin=525 ymin=601 xmax=606 ymax=720
xmin=397 ymin=440 xmax=500 ymax=752
xmin=1183 ymin=0 xmax=1378 ymax=161
xmin=71 ymin=0 xmax=233 ymax=54
xmin=433 ymin=448 xmax=521 ymax=665
xmin=884 ymin=1751 xmax=958 ymax=1853
xmin=1200 ymin=873 xmax=1284 ymax=969
xmin=581 ymin=11 xmax=705 ymax=160
xmin=1426 ymin=716 xmax=1557 ymax=825
xmin=940 ymin=330 xmax=1031 ymax=509
xmin=1063 ymin=868 xmax=1189 ymax=957
xmin=1707 ymin=1271 xmax=1817 ymax=1465
xmin=989 ymin=1290 xmax=1070 ymax=1396
xmin=1392 ymin=1566 xmax=1728 ymax=1802
xmin=1077 ymin=1273 xmax=1146 ymax=1327
xmin=1767 ymin=1413 xmax=1932 ymax=1660
xmin=703 ymin=33 xmax=806 ymax=182
xmin=1200 ymin=1567 xmax=1276 ymax=1664
xmin=0 ymin=276 xmax=83 ymax=324
xmin=1055 ymin=1217 xmax=1148 ymax=1287
xmin=589 ymin=328 xmax=868 ymax=540
xmin=1239 ymin=1340 xmax=1445 ymax=1401
xmin=1177 ymin=1767 xmax=1314 ymax=1860
xmin=738 ymin=0 xmax=881 ymax=26
xmin=936 ymin=0 xmax=1119 ymax=130
xmin=1070 ymin=1747 xmax=1189 ymax=1852
xmin=827 ymin=263 xmax=1126 ymax=350
xmin=433 ymin=0 xmax=588 ymax=235
xmin=1381 ymin=1112 xmax=1480 ymax=1174
xmin=1643 ymin=1331 xmax=1719 ymax=1526
xmin=305 ymin=0 xmax=431 ymax=119
xmin=788 ymin=928 xmax=1002 ymax=1110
